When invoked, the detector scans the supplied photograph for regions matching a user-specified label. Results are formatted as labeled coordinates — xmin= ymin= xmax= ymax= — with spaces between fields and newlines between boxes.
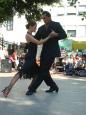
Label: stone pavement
xmin=0 ymin=72 xmax=86 ymax=115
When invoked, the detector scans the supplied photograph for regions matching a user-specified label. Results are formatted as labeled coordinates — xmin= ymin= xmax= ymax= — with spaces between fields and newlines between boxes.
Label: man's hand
xmin=49 ymin=30 xmax=59 ymax=38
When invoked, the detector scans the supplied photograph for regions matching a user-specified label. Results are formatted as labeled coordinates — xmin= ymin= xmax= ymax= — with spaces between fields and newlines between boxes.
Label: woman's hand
xmin=49 ymin=31 xmax=59 ymax=38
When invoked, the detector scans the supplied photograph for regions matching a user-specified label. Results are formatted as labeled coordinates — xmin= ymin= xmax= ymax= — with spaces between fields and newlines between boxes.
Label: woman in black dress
xmin=2 ymin=20 xmax=54 ymax=97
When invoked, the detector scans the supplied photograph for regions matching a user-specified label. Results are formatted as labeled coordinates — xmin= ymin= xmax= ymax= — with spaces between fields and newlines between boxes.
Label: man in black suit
xmin=26 ymin=11 xmax=67 ymax=95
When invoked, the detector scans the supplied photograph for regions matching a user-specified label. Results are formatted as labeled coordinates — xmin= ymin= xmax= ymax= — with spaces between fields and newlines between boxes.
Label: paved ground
xmin=0 ymin=72 xmax=86 ymax=115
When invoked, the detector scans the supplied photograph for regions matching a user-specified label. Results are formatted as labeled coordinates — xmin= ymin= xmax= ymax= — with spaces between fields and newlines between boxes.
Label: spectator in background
xmin=9 ymin=48 xmax=17 ymax=71
xmin=64 ymin=54 xmax=75 ymax=76
xmin=74 ymin=54 xmax=86 ymax=76
xmin=0 ymin=46 xmax=5 ymax=60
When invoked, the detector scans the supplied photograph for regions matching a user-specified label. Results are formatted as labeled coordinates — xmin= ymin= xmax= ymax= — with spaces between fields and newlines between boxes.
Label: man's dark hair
xmin=42 ymin=11 xmax=51 ymax=17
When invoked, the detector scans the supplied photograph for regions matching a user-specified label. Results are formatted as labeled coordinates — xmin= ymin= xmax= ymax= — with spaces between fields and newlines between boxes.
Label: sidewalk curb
xmin=0 ymin=71 xmax=17 ymax=77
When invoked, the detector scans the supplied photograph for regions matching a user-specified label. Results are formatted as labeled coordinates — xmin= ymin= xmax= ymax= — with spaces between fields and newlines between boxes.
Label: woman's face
xmin=30 ymin=24 xmax=37 ymax=32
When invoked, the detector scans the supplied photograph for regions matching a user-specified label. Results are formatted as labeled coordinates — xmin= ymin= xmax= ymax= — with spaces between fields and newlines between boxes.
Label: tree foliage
xmin=67 ymin=0 xmax=78 ymax=6
xmin=0 ymin=0 xmax=83 ymax=23
xmin=0 ymin=0 xmax=60 ymax=23
xmin=0 ymin=0 xmax=14 ymax=23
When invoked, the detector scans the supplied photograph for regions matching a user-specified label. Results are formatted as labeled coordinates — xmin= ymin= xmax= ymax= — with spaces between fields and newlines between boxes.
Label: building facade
xmin=42 ymin=0 xmax=86 ymax=41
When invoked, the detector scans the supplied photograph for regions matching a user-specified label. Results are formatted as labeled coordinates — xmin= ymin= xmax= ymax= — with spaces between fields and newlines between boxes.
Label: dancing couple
xmin=2 ymin=11 xmax=67 ymax=97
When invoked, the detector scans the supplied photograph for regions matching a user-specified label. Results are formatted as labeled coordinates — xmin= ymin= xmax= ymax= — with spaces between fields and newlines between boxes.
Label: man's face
xmin=42 ymin=14 xmax=51 ymax=25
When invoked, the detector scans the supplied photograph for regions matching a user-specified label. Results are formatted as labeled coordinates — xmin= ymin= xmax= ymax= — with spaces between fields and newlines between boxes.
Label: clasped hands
xmin=48 ymin=30 xmax=59 ymax=38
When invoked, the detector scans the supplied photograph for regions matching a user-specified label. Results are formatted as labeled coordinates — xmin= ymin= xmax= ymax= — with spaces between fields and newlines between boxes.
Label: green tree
xmin=67 ymin=0 xmax=78 ymax=6
xmin=0 ymin=0 xmax=83 ymax=23
xmin=0 ymin=0 xmax=14 ymax=23
xmin=0 ymin=0 xmax=60 ymax=23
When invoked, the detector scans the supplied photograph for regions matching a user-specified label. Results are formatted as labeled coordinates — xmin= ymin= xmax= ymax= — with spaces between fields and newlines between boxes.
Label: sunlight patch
xmin=0 ymin=97 xmax=35 ymax=106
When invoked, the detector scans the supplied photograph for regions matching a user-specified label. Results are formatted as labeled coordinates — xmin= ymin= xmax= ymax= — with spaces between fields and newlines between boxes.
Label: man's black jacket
xmin=35 ymin=21 xmax=67 ymax=57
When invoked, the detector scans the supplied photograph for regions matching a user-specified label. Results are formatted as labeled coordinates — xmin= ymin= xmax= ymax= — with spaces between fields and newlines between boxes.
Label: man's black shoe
xmin=45 ymin=86 xmax=59 ymax=93
xmin=26 ymin=90 xmax=35 ymax=96
xmin=28 ymin=87 xmax=36 ymax=93
xmin=28 ymin=88 xmax=36 ymax=93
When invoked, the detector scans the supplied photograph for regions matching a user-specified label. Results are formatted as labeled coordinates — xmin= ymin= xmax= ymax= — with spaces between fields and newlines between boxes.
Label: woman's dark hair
xmin=26 ymin=20 xmax=36 ymax=29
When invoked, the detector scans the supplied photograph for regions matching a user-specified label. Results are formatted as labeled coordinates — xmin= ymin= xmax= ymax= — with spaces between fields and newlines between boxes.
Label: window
xmin=57 ymin=14 xmax=64 ymax=16
xmin=67 ymin=13 xmax=76 ymax=15
xmin=6 ymin=18 xmax=13 ymax=31
xmin=0 ymin=23 xmax=2 ymax=28
xmin=67 ymin=30 xmax=76 ymax=37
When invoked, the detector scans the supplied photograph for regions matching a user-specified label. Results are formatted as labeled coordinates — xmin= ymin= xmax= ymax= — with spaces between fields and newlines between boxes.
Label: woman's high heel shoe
xmin=1 ymin=86 xmax=12 ymax=97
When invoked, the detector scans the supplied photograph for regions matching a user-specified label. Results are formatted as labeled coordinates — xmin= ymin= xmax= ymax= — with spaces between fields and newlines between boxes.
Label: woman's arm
xmin=26 ymin=34 xmax=50 ymax=45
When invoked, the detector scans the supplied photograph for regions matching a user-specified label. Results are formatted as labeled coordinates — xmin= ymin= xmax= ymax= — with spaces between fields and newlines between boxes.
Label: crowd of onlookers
xmin=51 ymin=53 xmax=86 ymax=77
xmin=0 ymin=44 xmax=86 ymax=77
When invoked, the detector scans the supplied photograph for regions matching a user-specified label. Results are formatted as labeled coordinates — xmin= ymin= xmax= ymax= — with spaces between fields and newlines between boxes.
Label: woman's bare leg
xmin=2 ymin=72 xmax=20 ymax=97
xmin=8 ymin=72 xmax=20 ymax=88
